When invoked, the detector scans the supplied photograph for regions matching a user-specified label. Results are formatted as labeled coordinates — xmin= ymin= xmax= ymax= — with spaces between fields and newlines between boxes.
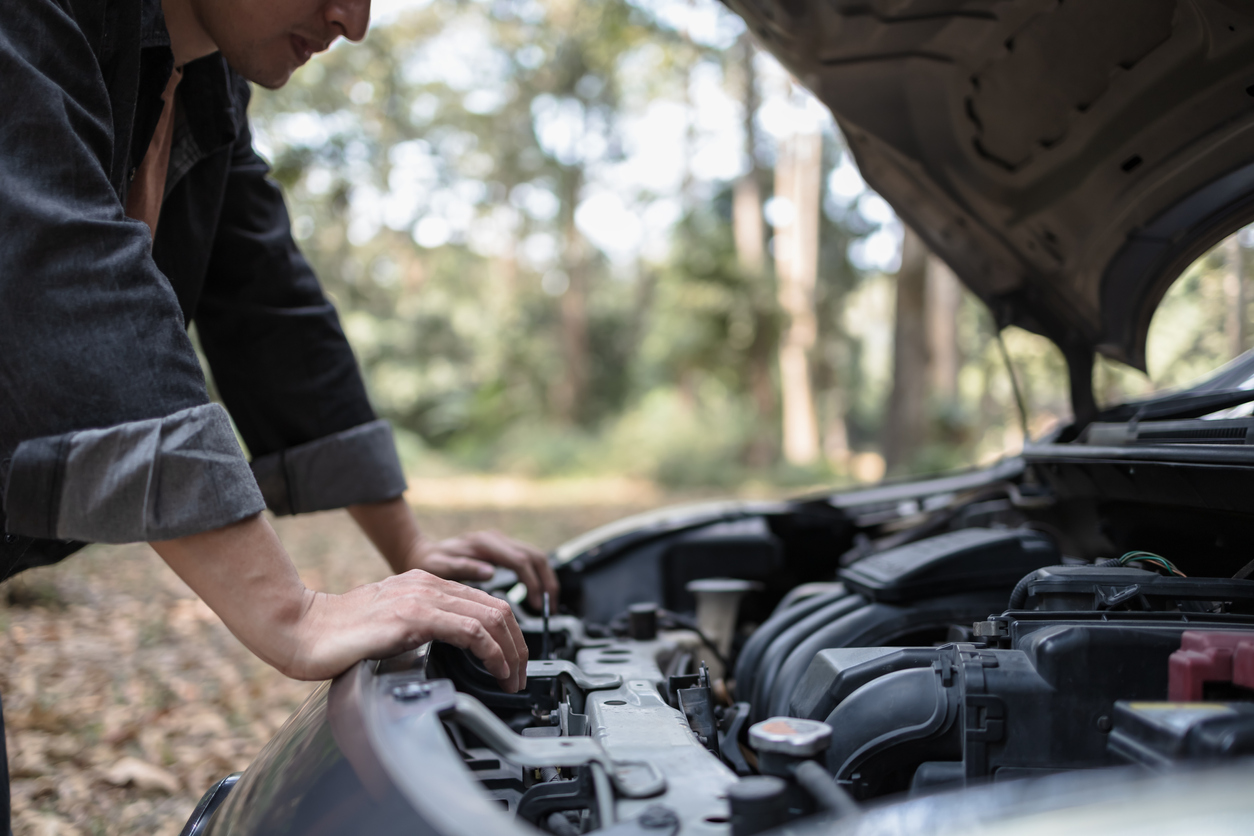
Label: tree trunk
xmin=884 ymin=227 xmax=930 ymax=474
xmin=734 ymin=176 xmax=764 ymax=273
xmin=732 ymin=38 xmax=762 ymax=272
xmin=553 ymin=165 xmax=588 ymax=424
xmin=1226 ymin=234 xmax=1245 ymax=360
xmin=774 ymin=127 xmax=822 ymax=466
xmin=733 ymin=37 xmax=777 ymax=467
xmin=926 ymin=254 xmax=961 ymax=405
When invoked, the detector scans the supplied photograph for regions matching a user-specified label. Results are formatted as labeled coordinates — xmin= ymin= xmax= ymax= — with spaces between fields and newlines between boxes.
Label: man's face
xmin=191 ymin=0 xmax=371 ymax=89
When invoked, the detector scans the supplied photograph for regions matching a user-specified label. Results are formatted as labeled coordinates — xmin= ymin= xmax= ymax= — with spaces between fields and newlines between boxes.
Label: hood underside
xmin=725 ymin=0 xmax=1254 ymax=409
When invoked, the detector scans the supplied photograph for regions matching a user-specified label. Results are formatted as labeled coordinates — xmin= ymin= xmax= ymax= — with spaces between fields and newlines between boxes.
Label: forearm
xmin=149 ymin=513 xmax=313 ymax=675
xmin=150 ymin=511 xmax=528 ymax=687
xmin=348 ymin=495 xmax=420 ymax=574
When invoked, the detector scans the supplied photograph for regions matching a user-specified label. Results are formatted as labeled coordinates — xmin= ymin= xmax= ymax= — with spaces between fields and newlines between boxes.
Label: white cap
xmin=748 ymin=717 xmax=833 ymax=757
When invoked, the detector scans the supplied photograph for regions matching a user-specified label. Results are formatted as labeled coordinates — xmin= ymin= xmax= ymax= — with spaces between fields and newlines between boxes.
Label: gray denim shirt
xmin=0 ymin=0 xmax=407 ymax=577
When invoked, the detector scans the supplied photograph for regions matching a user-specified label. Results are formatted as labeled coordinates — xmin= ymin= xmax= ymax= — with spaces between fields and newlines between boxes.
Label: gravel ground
xmin=0 ymin=498 xmax=662 ymax=836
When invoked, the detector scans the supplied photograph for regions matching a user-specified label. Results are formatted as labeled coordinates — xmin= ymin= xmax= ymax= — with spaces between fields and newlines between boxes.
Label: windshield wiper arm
xmin=1099 ymin=388 xmax=1254 ymax=423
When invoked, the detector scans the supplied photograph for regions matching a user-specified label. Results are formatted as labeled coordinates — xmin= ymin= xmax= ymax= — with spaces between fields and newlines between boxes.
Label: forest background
xmin=239 ymin=0 xmax=1254 ymax=493
xmin=7 ymin=2 xmax=1254 ymax=832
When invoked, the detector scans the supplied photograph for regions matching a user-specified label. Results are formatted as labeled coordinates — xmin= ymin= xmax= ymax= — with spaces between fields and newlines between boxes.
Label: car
xmin=180 ymin=2 xmax=1254 ymax=834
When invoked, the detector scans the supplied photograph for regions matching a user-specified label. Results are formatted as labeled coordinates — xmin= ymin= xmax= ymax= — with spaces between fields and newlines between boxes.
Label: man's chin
xmin=251 ymin=71 xmax=295 ymax=91
xmin=220 ymin=49 xmax=295 ymax=89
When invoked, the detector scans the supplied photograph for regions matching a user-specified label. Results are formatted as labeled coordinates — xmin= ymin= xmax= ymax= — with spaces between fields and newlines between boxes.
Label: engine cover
xmin=791 ymin=611 xmax=1254 ymax=799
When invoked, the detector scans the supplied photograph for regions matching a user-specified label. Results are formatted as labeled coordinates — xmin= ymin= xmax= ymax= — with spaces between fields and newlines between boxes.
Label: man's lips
xmin=290 ymin=34 xmax=324 ymax=65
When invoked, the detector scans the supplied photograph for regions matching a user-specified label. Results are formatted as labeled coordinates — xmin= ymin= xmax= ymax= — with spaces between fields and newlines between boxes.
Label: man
xmin=0 ymin=0 xmax=555 ymax=826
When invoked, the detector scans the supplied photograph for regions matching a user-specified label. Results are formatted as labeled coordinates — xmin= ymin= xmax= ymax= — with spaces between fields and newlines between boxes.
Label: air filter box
xmin=839 ymin=528 xmax=1058 ymax=603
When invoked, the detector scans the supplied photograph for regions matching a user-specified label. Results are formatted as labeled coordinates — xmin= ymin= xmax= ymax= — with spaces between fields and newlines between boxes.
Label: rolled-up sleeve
xmin=5 ymin=405 xmax=264 ymax=542
xmin=194 ymin=81 xmax=406 ymax=515
xmin=0 ymin=0 xmax=264 ymax=545
xmin=250 ymin=419 xmax=407 ymax=515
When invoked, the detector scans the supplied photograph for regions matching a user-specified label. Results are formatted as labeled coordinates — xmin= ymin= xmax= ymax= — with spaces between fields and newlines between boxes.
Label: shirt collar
xmin=138 ymin=0 xmax=242 ymax=159
xmin=140 ymin=0 xmax=172 ymax=51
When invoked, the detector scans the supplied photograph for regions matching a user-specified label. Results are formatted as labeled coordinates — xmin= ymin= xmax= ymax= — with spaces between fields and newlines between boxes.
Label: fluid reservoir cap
xmin=748 ymin=717 xmax=832 ymax=757
xmin=727 ymin=775 xmax=787 ymax=802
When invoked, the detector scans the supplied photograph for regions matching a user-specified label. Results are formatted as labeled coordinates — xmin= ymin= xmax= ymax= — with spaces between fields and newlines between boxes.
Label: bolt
xmin=1096 ymin=715 xmax=1112 ymax=732
xmin=638 ymin=805 xmax=679 ymax=830
xmin=391 ymin=682 xmax=432 ymax=701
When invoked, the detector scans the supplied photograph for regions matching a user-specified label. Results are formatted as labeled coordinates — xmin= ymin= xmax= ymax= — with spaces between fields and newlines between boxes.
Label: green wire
xmin=1118 ymin=551 xmax=1186 ymax=577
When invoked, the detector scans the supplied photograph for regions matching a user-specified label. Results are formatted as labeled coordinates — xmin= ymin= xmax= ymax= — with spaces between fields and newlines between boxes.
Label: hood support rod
xmin=1064 ymin=345 xmax=1098 ymax=432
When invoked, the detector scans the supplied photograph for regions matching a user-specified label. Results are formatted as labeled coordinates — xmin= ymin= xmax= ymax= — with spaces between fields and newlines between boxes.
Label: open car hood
xmin=724 ymin=0 xmax=1254 ymax=417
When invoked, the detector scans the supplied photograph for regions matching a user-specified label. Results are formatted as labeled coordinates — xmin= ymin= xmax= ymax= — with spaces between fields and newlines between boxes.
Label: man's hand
xmin=404 ymin=531 xmax=558 ymax=612
xmin=151 ymin=514 xmax=528 ymax=688
xmin=291 ymin=569 xmax=528 ymax=686
xmin=348 ymin=497 xmax=559 ymax=610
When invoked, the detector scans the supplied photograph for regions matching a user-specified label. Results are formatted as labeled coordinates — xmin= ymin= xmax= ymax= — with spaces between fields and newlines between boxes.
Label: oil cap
xmin=748 ymin=717 xmax=832 ymax=758
xmin=628 ymin=602 xmax=659 ymax=641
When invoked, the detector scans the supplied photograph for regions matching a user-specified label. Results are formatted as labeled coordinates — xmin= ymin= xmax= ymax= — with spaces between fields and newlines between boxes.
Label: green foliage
xmin=242 ymin=0 xmax=1254 ymax=488
xmin=247 ymin=0 xmax=794 ymax=478
xmin=644 ymin=199 xmax=780 ymax=396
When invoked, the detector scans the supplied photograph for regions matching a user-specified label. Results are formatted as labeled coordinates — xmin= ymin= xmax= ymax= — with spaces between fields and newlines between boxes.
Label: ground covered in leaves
xmin=0 ymin=482 xmax=667 ymax=835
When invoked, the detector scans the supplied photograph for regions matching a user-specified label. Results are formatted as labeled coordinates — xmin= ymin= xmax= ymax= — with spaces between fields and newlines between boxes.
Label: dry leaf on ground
xmin=99 ymin=757 xmax=180 ymax=795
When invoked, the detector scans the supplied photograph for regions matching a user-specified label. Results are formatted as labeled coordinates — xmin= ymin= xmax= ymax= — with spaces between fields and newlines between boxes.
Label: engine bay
xmin=395 ymin=443 xmax=1254 ymax=836
xmin=196 ymin=431 xmax=1254 ymax=836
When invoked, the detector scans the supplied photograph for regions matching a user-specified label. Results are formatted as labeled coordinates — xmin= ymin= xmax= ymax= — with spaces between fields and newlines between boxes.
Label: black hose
xmin=793 ymin=760 xmax=859 ymax=818
xmin=544 ymin=812 xmax=581 ymax=836
xmin=1007 ymin=569 xmax=1043 ymax=610
xmin=1007 ymin=559 xmax=1121 ymax=610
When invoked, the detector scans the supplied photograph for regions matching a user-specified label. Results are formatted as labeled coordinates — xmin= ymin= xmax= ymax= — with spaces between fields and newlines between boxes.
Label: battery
xmin=1108 ymin=701 xmax=1254 ymax=768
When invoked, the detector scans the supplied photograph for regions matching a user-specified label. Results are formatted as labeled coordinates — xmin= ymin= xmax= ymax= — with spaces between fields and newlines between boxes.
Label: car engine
xmin=386 ymin=457 xmax=1254 ymax=836
xmin=194 ymin=425 xmax=1254 ymax=836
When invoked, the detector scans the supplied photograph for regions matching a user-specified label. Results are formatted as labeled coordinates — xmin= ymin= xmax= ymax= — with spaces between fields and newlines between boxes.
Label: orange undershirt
xmin=124 ymin=66 xmax=183 ymax=238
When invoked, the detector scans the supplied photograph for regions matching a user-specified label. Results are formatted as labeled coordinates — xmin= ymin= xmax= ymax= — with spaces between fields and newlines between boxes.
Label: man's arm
xmin=193 ymin=79 xmax=559 ymax=606
xmin=348 ymin=497 xmax=560 ymax=611
xmin=150 ymin=513 xmax=528 ymax=688
xmin=0 ymin=2 xmax=264 ymax=546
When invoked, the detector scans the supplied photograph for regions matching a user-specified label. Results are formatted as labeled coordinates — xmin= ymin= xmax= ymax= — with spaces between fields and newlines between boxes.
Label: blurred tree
xmin=926 ymin=256 xmax=961 ymax=408
xmin=884 ymin=226 xmax=929 ymax=474
xmin=250 ymin=0 xmax=674 ymax=440
xmin=730 ymin=36 xmax=776 ymax=466
xmin=774 ymin=114 xmax=822 ymax=466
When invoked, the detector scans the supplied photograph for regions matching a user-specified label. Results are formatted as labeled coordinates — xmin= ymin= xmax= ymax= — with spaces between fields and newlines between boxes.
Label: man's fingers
xmin=473 ymin=531 xmax=548 ymax=609
xmin=527 ymin=544 xmax=560 ymax=604
xmin=423 ymin=582 xmax=527 ymax=692
xmin=426 ymin=554 xmax=495 ymax=581
xmin=430 ymin=613 xmax=512 ymax=684
xmin=458 ymin=580 xmax=529 ymax=690
xmin=429 ymin=596 xmax=522 ymax=691
xmin=493 ymin=532 xmax=559 ymax=605
xmin=428 ymin=532 xmax=557 ymax=613
xmin=493 ymin=533 xmax=557 ymax=607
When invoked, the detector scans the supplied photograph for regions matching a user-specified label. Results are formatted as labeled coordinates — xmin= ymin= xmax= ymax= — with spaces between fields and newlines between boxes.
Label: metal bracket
xmin=528 ymin=659 xmax=623 ymax=691
xmin=972 ymin=619 xmax=1008 ymax=638
xmin=516 ymin=772 xmax=595 ymax=824
xmin=445 ymin=693 xmax=666 ymax=798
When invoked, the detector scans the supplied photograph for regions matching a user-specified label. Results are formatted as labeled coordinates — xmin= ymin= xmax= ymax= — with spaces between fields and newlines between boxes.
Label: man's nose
xmin=324 ymin=0 xmax=370 ymax=43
